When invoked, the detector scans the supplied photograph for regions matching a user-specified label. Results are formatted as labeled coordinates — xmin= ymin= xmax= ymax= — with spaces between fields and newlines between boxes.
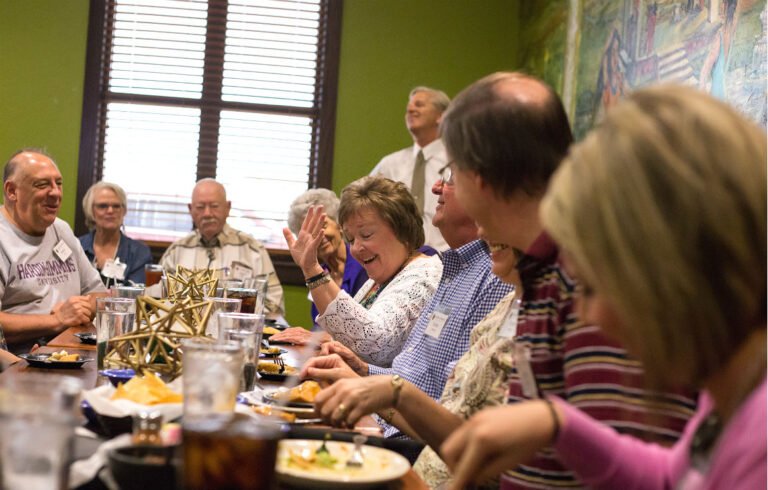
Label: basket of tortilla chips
xmin=82 ymin=373 xmax=183 ymax=437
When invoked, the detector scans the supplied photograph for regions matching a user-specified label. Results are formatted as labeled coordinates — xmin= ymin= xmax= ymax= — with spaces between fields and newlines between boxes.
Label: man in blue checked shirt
xmin=301 ymin=167 xmax=514 ymax=439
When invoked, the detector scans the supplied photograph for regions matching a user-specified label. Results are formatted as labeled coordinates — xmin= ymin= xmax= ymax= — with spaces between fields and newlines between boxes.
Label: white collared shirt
xmin=370 ymin=139 xmax=449 ymax=251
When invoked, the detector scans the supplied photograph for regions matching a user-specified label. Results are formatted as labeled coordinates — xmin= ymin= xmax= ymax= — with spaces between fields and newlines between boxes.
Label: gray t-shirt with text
xmin=0 ymin=212 xmax=105 ymax=352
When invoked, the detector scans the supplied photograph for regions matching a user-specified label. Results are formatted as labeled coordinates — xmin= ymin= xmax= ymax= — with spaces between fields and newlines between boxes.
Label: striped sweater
xmin=501 ymin=233 xmax=696 ymax=489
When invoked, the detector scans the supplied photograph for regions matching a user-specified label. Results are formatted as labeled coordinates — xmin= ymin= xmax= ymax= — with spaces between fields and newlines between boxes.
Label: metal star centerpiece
xmin=103 ymin=267 xmax=219 ymax=380
xmin=166 ymin=266 xmax=218 ymax=302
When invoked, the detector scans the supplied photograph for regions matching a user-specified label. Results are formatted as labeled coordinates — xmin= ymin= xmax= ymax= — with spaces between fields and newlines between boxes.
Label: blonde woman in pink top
xmin=441 ymin=86 xmax=766 ymax=490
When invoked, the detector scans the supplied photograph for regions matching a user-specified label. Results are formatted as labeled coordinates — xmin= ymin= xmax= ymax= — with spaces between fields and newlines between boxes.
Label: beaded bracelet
xmin=304 ymin=271 xmax=328 ymax=284
xmin=306 ymin=273 xmax=331 ymax=290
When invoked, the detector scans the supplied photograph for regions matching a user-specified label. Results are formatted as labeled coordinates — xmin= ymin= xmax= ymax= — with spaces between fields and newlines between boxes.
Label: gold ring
xmin=337 ymin=403 xmax=347 ymax=415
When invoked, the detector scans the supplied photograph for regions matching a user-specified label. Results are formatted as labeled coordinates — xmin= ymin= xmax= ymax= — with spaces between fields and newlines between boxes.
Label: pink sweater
xmin=553 ymin=378 xmax=766 ymax=489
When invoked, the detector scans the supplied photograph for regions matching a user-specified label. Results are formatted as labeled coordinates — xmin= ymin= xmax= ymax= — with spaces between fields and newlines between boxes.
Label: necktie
xmin=411 ymin=150 xmax=426 ymax=214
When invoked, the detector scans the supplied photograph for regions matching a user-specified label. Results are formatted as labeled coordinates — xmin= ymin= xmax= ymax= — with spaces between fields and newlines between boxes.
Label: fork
xmin=346 ymin=434 xmax=366 ymax=467
xmin=273 ymin=356 xmax=286 ymax=374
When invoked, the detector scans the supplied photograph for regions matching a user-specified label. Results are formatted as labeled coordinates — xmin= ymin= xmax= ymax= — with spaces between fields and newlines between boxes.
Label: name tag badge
xmin=514 ymin=342 xmax=539 ymax=399
xmin=497 ymin=298 xmax=521 ymax=339
xmin=424 ymin=306 xmax=451 ymax=339
xmin=53 ymin=240 xmax=72 ymax=263
xmin=231 ymin=262 xmax=253 ymax=280
xmin=102 ymin=258 xmax=127 ymax=280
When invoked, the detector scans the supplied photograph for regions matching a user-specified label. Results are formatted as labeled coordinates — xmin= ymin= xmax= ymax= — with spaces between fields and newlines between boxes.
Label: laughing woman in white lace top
xmin=283 ymin=176 xmax=442 ymax=366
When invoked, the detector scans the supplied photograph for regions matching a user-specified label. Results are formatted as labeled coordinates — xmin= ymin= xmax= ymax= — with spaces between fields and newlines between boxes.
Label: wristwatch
xmin=391 ymin=374 xmax=404 ymax=408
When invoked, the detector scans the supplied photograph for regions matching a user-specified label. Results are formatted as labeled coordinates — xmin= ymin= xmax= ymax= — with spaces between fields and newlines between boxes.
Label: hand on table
xmin=319 ymin=341 xmax=369 ymax=376
xmin=314 ymin=374 xmax=395 ymax=428
xmin=51 ymin=296 xmax=94 ymax=328
xmin=270 ymin=327 xmax=331 ymax=346
xmin=283 ymin=205 xmax=326 ymax=276
xmin=300 ymin=353 xmax=359 ymax=385
xmin=440 ymin=401 xmax=561 ymax=490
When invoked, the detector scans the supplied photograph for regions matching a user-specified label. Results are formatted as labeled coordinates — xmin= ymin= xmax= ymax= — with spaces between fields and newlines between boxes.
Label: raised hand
xmin=282 ymin=205 xmax=327 ymax=277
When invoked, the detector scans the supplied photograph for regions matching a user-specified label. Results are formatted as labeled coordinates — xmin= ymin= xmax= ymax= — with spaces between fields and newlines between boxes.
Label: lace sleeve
xmin=317 ymin=255 xmax=442 ymax=366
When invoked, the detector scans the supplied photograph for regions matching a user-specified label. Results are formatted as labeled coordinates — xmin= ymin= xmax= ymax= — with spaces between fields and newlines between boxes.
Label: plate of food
xmin=74 ymin=332 xmax=97 ymax=345
xmin=263 ymin=380 xmax=320 ymax=409
xmin=257 ymin=360 xmax=298 ymax=381
xmin=239 ymin=382 xmax=318 ymax=418
xmin=276 ymin=439 xmax=410 ymax=488
xmin=20 ymin=351 xmax=93 ymax=369
xmin=264 ymin=318 xmax=289 ymax=331
xmin=259 ymin=346 xmax=287 ymax=358
xmin=261 ymin=326 xmax=282 ymax=339
xmin=237 ymin=402 xmax=321 ymax=424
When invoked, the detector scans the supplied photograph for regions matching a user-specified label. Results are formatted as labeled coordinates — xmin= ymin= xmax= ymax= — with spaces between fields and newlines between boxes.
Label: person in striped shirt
xmin=439 ymin=72 xmax=696 ymax=489
xmin=442 ymin=85 xmax=765 ymax=490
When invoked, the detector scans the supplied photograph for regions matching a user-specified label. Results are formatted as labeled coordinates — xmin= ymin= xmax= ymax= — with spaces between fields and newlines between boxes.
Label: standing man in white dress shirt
xmin=370 ymin=87 xmax=451 ymax=251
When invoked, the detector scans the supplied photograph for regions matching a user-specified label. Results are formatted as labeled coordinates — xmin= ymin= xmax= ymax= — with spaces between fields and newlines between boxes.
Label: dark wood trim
xmin=76 ymin=0 xmax=342 ymax=250
xmin=313 ymin=0 xmax=342 ymax=190
xmin=75 ymin=0 xmax=108 ymax=236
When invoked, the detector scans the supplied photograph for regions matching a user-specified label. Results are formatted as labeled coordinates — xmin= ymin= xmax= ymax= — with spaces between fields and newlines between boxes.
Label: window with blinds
xmin=77 ymin=0 xmax=340 ymax=248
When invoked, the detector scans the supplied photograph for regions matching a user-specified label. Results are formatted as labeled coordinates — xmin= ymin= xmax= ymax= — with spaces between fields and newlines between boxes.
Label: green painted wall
xmin=0 ymin=0 xmax=521 ymax=328
xmin=332 ymin=0 xmax=520 ymax=191
xmin=0 ymin=0 xmax=90 ymax=224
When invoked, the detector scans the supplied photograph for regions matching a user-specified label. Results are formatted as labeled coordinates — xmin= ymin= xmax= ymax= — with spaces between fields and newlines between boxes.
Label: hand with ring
xmin=314 ymin=375 xmax=398 ymax=428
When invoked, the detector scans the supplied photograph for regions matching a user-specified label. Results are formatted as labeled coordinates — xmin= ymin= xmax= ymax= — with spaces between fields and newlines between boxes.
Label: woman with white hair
xmin=79 ymin=181 xmax=153 ymax=286
xmin=271 ymin=189 xmax=368 ymax=343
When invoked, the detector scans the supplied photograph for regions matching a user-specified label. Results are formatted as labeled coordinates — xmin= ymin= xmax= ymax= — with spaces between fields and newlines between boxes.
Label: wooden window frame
xmin=76 ymin=0 xmax=342 ymax=286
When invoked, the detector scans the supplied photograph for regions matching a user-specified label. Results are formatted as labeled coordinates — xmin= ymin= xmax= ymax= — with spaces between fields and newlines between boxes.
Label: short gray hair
xmin=82 ymin=181 xmax=128 ymax=230
xmin=287 ymin=188 xmax=340 ymax=235
xmin=410 ymin=86 xmax=451 ymax=113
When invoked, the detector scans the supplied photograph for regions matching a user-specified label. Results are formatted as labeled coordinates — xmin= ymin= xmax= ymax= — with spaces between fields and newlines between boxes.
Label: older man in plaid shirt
xmin=302 ymin=169 xmax=513 ymax=440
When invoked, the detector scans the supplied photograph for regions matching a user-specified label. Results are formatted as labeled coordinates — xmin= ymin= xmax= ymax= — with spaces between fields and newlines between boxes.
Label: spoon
xmin=346 ymin=434 xmax=367 ymax=468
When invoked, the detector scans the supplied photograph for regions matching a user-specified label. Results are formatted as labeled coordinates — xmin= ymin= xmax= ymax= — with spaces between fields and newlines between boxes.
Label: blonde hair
xmin=338 ymin=176 xmax=424 ymax=251
xmin=541 ymin=85 xmax=766 ymax=388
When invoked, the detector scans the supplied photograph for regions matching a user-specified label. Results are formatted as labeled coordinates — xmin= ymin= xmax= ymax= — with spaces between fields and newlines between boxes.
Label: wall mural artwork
xmin=569 ymin=0 xmax=767 ymax=139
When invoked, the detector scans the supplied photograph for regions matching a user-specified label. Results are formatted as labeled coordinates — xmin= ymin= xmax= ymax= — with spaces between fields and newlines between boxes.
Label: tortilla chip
xmin=110 ymin=372 xmax=182 ymax=405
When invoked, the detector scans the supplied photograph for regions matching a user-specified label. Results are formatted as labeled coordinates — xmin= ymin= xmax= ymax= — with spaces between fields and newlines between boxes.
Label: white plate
xmin=239 ymin=388 xmax=316 ymax=417
xmin=276 ymin=439 xmax=410 ymax=488
xmin=234 ymin=403 xmax=322 ymax=425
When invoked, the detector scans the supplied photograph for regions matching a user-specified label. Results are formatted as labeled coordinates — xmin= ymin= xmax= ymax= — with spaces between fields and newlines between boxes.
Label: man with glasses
xmin=371 ymin=87 xmax=451 ymax=251
xmin=0 ymin=149 xmax=106 ymax=354
xmin=160 ymin=178 xmax=284 ymax=316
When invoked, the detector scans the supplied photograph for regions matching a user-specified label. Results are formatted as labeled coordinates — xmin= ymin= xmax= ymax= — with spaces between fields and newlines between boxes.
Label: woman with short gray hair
xmin=276 ymin=188 xmax=368 ymax=334
xmin=79 ymin=181 xmax=153 ymax=286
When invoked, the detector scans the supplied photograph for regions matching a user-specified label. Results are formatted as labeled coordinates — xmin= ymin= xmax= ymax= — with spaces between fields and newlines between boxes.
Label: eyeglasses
xmin=438 ymin=162 xmax=454 ymax=186
xmin=94 ymin=203 xmax=123 ymax=210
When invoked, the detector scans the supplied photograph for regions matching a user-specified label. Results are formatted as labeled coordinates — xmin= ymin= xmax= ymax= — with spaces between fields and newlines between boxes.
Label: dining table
xmin=1 ymin=324 xmax=430 ymax=490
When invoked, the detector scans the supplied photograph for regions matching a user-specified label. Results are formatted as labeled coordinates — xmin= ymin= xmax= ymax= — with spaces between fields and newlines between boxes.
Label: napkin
xmin=81 ymin=378 xmax=183 ymax=421
xmin=69 ymin=433 xmax=132 ymax=489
